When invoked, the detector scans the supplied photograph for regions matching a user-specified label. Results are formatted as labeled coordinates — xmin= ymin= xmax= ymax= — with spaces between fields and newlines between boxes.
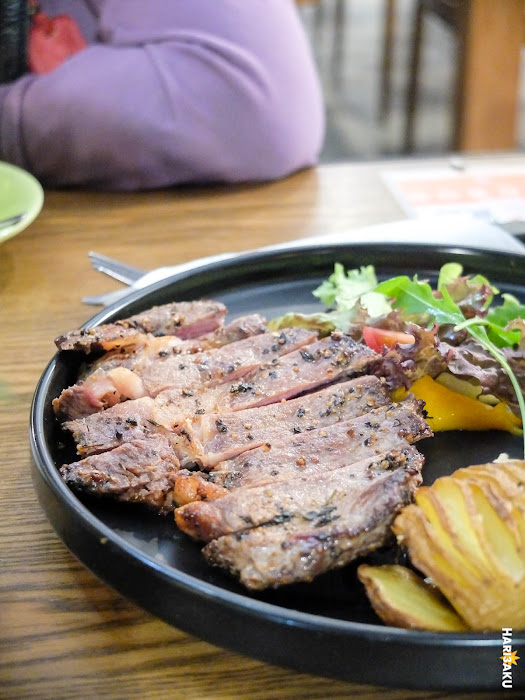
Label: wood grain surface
xmin=0 ymin=159 xmax=516 ymax=699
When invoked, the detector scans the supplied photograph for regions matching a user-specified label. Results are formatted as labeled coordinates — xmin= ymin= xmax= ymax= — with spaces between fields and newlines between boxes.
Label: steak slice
xmin=55 ymin=300 xmax=227 ymax=353
xmin=173 ymin=396 xmax=431 ymax=504
xmin=54 ymin=327 xmax=315 ymax=420
xmin=224 ymin=331 xmax=379 ymax=411
xmin=63 ymin=333 xmax=379 ymax=457
xmin=151 ymin=331 xmax=380 ymax=423
xmin=188 ymin=314 xmax=268 ymax=350
xmin=201 ymin=447 xmax=424 ymax=589
xmin=176 ymin=446 xmax=422 ymax=541
xmin=81 ymin=314 xmax=268 ymax=378
xmin=139 ymin=327 xmax=316 ymax=397
xmin=184 ymin=375 xmax=390 ymax=468
xmin=60 ymin=436 xmax=180 ymax=512
xmin=64 ymin=397 xmax=167 ymax=456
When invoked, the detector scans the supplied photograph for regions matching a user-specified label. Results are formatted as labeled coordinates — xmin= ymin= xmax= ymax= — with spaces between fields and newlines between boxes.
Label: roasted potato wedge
xmin=360 ymin=459 xmax=525 ymax=631
xmin=357 ymin=564 xmax=468 ymax=631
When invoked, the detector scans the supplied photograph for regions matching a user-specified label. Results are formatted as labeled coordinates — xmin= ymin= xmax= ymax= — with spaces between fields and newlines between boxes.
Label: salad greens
xmin=268 ymin=264 xmax=391 ymax=335
xmin=437 ymin=261 xmax=498 ymax=303
xmin=313 ymin=263 xmax=392 ymax=318
xmin=273 ymin=261 xmax=525 ymax=456
xmin=375 ymin=270 xmax=525 ymax=456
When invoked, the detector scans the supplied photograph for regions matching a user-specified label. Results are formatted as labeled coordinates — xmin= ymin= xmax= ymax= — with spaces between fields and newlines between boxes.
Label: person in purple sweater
xmin=0 ymin=0 xmax=324 ymax=190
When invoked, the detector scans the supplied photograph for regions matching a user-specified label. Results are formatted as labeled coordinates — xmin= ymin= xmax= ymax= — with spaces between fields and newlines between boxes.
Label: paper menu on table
xmin=381 ymin=163 xmax=525 ymax=223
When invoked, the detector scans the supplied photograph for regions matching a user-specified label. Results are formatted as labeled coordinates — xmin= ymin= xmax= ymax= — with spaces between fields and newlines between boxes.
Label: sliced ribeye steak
xmin=201 ymin=446 xmax=424 ymax=589
xmin=184 ymin=375 xmax=391 ymax=468
xmin=80 ymin=314 xmax=268 ymax=378
xmin=55 ymin=300 xmax=227 ymax=353
xmin=173 ymin=396 xmax=431 ymax=504
xmin=151 ymin=331 xmax=381 ymax=424
xmin=54 ymin=327 xmax=315 ymax=420
xmin=60 ymin=435 xmax=180 ymax=512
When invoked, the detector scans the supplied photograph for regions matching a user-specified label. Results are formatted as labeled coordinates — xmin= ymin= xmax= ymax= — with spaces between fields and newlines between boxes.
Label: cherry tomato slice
xmin=362 ymin=326 xmax=416 ymax=353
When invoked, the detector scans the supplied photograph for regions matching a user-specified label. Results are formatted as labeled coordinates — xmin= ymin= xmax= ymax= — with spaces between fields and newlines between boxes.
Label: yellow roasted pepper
xmin=399 ymin=374 xmax=522 ymax=435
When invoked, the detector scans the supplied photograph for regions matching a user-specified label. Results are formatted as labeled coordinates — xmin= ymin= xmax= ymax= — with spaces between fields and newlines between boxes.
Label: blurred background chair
xmin=298 ymin=0 xmax=525 ymax=161
xmin=297 ymin=0 xmax=397 ymax=111
xmin=400 ymin=0 xmax=524 ymax=152
xmin=295 ymin=0 xmax=348 ymax=82
xmin=402 ymin=0 xmax=464 ymax=151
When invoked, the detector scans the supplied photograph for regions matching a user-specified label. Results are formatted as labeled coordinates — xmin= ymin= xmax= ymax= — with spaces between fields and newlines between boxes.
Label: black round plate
xmin=30 ymin=242 xmax=525 ymax=690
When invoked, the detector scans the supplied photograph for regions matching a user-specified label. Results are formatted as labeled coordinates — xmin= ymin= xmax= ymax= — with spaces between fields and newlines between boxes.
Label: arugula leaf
xmin=487 ymin=293 xmax=525 ymax=329
xmin=376 ymin=275 xmax=465 ymax=326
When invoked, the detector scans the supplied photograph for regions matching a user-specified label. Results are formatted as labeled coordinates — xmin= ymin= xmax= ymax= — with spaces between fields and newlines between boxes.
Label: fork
xmin=88 ymin=251 xmax=145 ymax=285
xmin=83 ymin=251 xmax=237 ymax=305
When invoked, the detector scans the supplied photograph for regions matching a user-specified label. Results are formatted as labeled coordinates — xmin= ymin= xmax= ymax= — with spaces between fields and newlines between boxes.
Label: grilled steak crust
xmin=139 ymin=327 xmax=317 ymax=398
xmin=62 ymin=339 xmax=382 ymax=459
xmin=173 ymin=396 xmax=431 ymax=504
xmin=84 ymin=314 xmax=269 ymax=375
xmin=225 ymin=331 xmax=379 ymax=412
xmin=55 ymin=300 xmax=227 ymax=353
xmin=174 ymin=474 xmax=228 ymax=505
xmin=60 ymin=436 xmax=180 ymax=512
xmin=63 ymin=396 xmax=161 ymax=456
xmin=54 ymin=327 xmax=315 ymax=421
xmin=150 ymin=331 xmax=381 ymax=425
xmin=185 ymin=375 xmax=390 ymax=468
xmin=201 ymin=447 xmax=424 ymax=589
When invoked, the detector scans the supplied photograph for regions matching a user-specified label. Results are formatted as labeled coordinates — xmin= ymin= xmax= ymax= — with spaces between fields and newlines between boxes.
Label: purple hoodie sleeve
xmin=0 ymin=0 xmax=325 ymax=190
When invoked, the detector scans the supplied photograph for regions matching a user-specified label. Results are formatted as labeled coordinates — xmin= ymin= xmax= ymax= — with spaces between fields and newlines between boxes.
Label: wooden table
xmin=0 ymin=159 xmax=514 ymax=699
